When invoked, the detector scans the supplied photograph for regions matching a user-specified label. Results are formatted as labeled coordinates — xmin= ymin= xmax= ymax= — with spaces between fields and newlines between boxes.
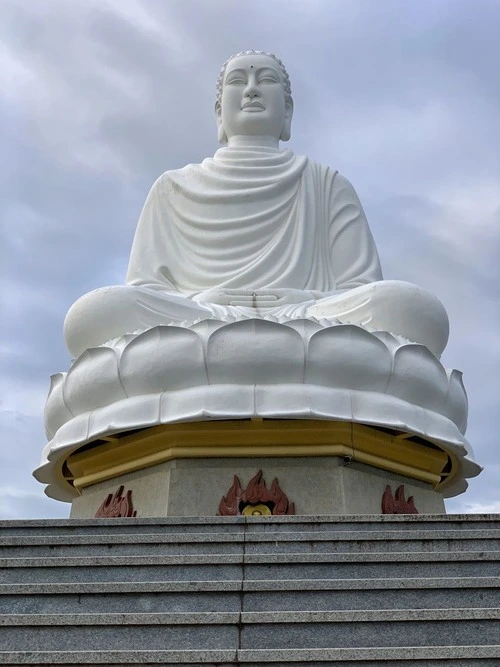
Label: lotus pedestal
xmin=34 ymin=319 xmax=481 ymax=517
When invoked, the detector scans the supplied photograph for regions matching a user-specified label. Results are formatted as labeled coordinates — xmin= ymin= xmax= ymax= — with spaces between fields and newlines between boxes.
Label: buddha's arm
xmin=327 ymin=172 xmax=383 ymax=291
xmin=221 ymin=172 xmax=383 ymax=308
xmin=126 ymin=178 xmax=269 ymax=305
xmin=126 ymin=175 xmax=182 ymax=294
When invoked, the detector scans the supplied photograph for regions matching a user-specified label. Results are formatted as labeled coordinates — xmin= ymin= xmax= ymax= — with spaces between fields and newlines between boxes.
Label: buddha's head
xmin=215 ymin=50 xmax=293 ymax=144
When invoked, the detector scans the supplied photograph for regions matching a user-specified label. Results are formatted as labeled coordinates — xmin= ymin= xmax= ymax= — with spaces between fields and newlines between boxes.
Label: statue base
xmin=67 ymin=420 xmax=448 ymax=518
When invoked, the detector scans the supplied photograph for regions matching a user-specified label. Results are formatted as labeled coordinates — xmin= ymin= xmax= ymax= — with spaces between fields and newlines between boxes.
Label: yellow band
xmin=65 ymin=419 xmax=456 ymax=492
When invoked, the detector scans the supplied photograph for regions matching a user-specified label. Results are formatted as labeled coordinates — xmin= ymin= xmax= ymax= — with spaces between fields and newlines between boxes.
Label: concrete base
xmin=70 ymin=456 xmax=445 ymax=518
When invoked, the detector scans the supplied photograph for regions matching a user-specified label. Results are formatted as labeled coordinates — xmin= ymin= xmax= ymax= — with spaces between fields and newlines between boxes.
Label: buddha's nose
xmin=244 ymin=82 xmax=260 ymax=98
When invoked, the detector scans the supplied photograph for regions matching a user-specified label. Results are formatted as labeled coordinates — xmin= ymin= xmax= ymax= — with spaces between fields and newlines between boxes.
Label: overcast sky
xmin=1 ymin=0 xmax=499 ymax=519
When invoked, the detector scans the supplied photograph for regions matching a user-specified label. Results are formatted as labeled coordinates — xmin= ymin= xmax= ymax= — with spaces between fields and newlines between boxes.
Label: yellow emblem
xmin=242 ymin=503 xmax=272 ymax=516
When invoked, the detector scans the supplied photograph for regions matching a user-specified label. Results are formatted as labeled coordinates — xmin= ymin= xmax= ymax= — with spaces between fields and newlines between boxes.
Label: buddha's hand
xmin=193 ymin=288 xmax=316 ymax=308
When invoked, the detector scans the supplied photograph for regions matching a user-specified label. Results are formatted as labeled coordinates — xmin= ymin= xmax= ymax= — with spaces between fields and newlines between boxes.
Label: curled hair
xmin=216 ymin=50 xmax=292 ymax=107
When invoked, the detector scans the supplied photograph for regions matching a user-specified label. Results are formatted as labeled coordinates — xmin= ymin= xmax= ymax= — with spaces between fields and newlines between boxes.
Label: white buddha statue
xmin=64 ymin=50 xmax=449 ymax=359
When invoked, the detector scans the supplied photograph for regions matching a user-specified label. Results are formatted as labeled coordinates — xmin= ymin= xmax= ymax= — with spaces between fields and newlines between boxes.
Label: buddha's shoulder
xmin=148 ymin=163 xmax=201 ymax=191
xmin=303 ymin=159 xmax=357 ymax=191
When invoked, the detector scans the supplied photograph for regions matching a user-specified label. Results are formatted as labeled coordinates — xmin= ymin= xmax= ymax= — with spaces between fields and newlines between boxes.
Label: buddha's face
xmin=217 ymin=54 xmax=293 ymax=143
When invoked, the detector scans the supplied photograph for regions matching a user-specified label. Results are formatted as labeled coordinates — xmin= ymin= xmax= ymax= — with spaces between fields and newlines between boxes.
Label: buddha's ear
xmin=215 ymin=102 xmax=228 ymax=144
xmin=280 ymin=99 xmax=294 ymax=142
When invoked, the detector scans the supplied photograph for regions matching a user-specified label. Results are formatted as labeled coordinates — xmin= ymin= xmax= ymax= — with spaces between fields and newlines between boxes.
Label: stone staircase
xmin=0 ymin=515 xmax=499 ymax=665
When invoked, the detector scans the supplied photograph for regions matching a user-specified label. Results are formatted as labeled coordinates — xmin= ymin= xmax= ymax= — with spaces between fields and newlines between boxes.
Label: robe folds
xmin=64 ymin=145 xmax=449 ymax=357
xmin=126 ymin=146 xmax=383 ymax=294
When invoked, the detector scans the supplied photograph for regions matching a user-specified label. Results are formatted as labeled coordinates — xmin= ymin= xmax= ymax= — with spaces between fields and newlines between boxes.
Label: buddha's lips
xmin=241 ymin=101 xmax=265 ymax=110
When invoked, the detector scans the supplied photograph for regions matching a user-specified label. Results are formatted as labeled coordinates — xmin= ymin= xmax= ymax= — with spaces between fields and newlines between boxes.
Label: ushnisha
xmin=64 ymin=50 xmax=449 ymax=359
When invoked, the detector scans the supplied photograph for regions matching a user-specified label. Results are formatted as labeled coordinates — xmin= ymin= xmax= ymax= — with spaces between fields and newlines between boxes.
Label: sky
xmin=1 ymin=0 xmax=499 ymax=519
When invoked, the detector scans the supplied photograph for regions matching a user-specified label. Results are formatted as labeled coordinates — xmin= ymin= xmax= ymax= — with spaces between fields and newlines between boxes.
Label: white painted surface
xmin=34 ymin=51 xmax=480 ymax=504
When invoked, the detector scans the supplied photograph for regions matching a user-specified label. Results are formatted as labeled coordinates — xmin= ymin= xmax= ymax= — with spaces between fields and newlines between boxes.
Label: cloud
xmin=455 ymin=501 xmax=500 ymax=515
xmin=0 ymin=409 xmax=70 ymax=519
xmin=446 ymin=464 xmax=500 ymax=514
xmin=0 ymin=486 xmax=69 ymax=520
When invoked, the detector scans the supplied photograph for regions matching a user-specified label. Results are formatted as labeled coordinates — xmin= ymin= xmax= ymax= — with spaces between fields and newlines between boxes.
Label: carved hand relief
xmin=381 ymin=484 xmax=419 ymax=514
xmin=218 ymin=469 xmax=295 ymax=516
xmin=95 ymin=485 xmax=138 ymax=518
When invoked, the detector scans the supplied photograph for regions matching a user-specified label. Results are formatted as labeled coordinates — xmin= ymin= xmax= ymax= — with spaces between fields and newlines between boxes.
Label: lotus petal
xmin=283 ymin=318 xmax=323 ymax=345
xmin=306 ymin=325 xmax=392 ymax=391
xmin=255 ymin=384 xmax=352 ymax=420
xmin=120 ymin=325 xmax=207 ymax=396
xmin=207 ymin=319 xmax=305 ymax=384
xmin=105 ymin=332 xmax=139 ymax=354
xmin=88 ymin=395 xmax=162 ymax=441
xmin=190 ymin=319 xmax=229 ymax=346
xmin=44 ymin=373 xmax=72 ymax=439
xmin=63 ymin=347 xmax=125 ymax=415
xmin=160 ymin=385 xmax=255 ymax=421
xmin=387 ymin=344 xmax=448 ymax=411
xmin=371 ymin=330 xmax=401 ymax=353
xmin=351 ymin=390 xmax=423 ymax=434
xmin=443 ymin=369 xmax=468 ymax=433
xmin=421 ymin=409 xmax=467 ymax=451
xmin=48 ymin=412 xmax=90 ymax=451
xmin=45 ymin=483 xmax=77 ymax=502
xmin=461 ymin=452 xmax=482 ymax=478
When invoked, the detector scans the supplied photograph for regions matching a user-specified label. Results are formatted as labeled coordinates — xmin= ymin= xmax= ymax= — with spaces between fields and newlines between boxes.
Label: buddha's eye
xmin=226 ymin=75 xmax=246 ymax=86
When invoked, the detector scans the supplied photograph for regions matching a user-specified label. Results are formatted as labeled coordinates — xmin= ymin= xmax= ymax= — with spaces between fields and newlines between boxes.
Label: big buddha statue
xmin=64 ymin=50 xmax=449 ymax=359
xmin=36 ymin=51 xmax=480 ymax=512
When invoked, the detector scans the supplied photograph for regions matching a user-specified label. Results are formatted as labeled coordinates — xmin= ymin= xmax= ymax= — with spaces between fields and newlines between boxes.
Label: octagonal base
xmin=66 ymin=420 xmax=449 ymax=518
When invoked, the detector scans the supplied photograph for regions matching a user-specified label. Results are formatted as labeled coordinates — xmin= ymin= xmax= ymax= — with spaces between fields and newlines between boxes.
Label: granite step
xmin=237 ymin=645 xmax=500 ymax=666
xmin=0 ymin=648 xmax=235 ymax=665
xmin=1 ymin=517 xmax=498 ymax=665
xmin=238 ymin=608 xmax=500 ymax=649
xmin=1 ymin=645 xmax=500 ymax=665
xmin=242 ymin=551 xmax=500 ymax=580
xmin=2 ymin=576 xmax=497 ymax=614
xmin=0 ymin=612 xmax=238 ymax=652
xmin=243 ymin=575 xmax=500 ymax=613
xmin=1 ymin=528 xmax=499 ymax=559
xmin=0 ymin=550 xmax=498 ymax=583
xmin=1 ymin=514 xmax=499 ymax=537
xmin=1 ymin=609 xmax=499 ymax=652
xmin=2 ymin=549 xmax=498 ymax=574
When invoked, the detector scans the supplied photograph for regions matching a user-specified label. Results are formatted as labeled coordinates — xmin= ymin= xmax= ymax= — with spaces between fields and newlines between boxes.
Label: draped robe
xmin=126 ymin=146 xmax=383 ymax=297
xmin=64 ymin=146 xmax=449 ymax=358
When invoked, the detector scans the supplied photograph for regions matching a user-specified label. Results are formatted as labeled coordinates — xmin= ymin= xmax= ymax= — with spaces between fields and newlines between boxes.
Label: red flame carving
xmin=218 ymin=469 xmax=295 ymax=516
xmin=381 ymin=484 xmax=419 ymax=514
xmin=95 ymin=485 xmax=138 ymax=518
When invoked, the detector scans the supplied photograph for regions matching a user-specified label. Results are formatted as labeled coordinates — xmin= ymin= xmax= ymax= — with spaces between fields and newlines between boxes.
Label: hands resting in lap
xmin=193 ymin=288 xmax=318 ymax=308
